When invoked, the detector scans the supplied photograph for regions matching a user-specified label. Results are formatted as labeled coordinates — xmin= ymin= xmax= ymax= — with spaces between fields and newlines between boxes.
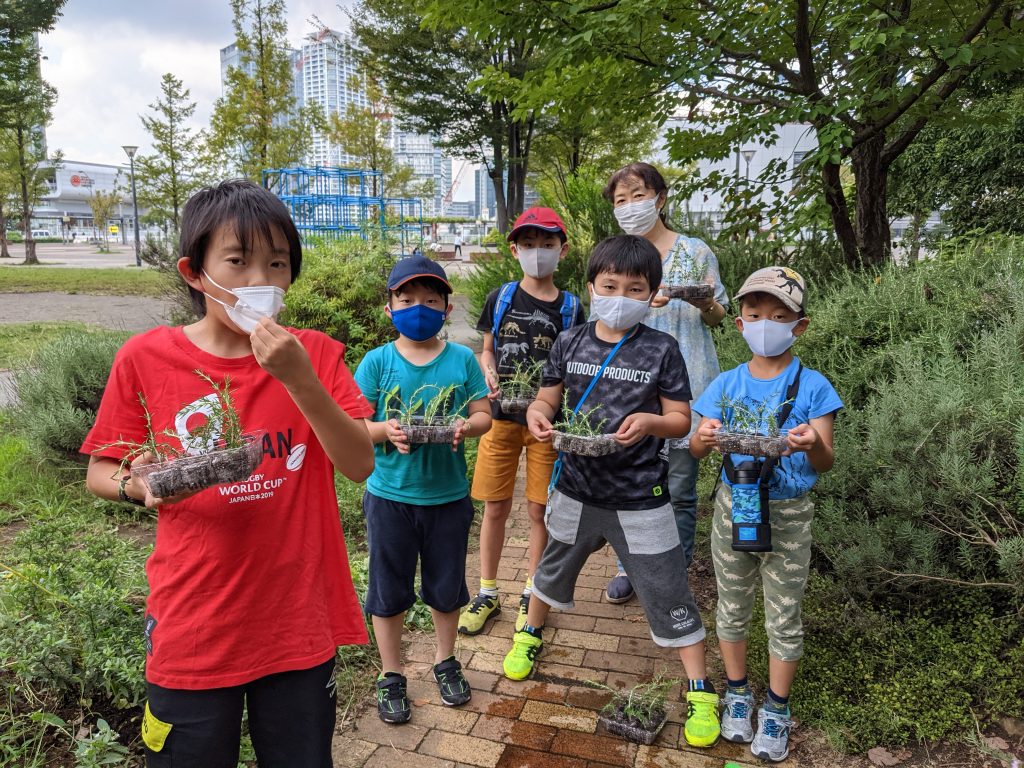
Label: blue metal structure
xmin=263 ymin=166 xmax=423 ymax=251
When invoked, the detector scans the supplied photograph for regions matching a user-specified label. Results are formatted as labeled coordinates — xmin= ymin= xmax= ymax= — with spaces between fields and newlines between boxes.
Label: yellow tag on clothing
xmin=141 ymin=702 xmax=172 ymax=752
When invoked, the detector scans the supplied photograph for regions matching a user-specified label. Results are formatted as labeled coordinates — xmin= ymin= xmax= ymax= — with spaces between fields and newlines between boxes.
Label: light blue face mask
xmin=741 ymin=318 xmax=799 ymax=357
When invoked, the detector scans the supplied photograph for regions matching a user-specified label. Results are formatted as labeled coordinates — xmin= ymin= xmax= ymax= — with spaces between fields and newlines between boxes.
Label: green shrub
xmin=0 ymin=515 xmax=149 ymax=709
xmin=773 ymin=584 xmax=1023 ymax=749
xmin=140 ymin=235 xmax=195 ymax=325
xmin=13 ymin=332 xmax=126 ymax=462
xmin=279 ymin=238 xmax=395 ymax=368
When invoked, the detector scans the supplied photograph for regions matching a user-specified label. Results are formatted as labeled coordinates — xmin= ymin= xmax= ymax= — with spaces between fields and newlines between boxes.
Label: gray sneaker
xmin=720 ymin=690 xmax=755 ymax=743
xmin=751 ymin=706 xmax=795 ymax=762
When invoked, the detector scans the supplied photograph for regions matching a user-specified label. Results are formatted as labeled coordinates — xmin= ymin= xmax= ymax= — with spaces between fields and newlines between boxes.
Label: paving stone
xmin=573 ymin=586 xmax=605 ymax=602
xmin=494 ymin=678 xmax=570 ymax=703
xmin=571 ymin=599 xmax=637 ymax=619
xmin=519 ymin=700 xmax=598 ymax=733
xmin=463 ymin=668 xmax=501 ymax=693
xmin=470 ymin=716 xmax=558 ymax=751
xmin=545 ymin=612 xmax=597 ymax=632
xmin=583 ymin=650 xmax=655 ymax=676
xmin=461 ymin=689 xmax=525 ymax=719
xmin=351 ymin=711 xmax=429 ymax=750
xmin=331 ymin=736 xmax=377 ymax=767
xmin=550 ymin=729 xmax=638 ymax=764
xmin=543 ymin=644 xmax=587 ymax=666
xmin=408 ymin=702 xmax=479 ymax=734
xmin=461 ymin=633 xmax=515 ymax=656
xmin=535 ymin=661 xmax=607 ymax=685
xmin=466 ymin=650 xmax=506 ymax=676
xmin=365 ymin=749 xmax=455 ymax=768
xmin=496 ymin=747 xmax=588 ymax=768
xmin=617 ymin=636 xmax=680 ymax=659
xmin=565 ymin=686 xmax=613 ymax=711
xmin=553 ymin=628 xmax=620 ymax=652
xmin=595 ymin=616 xmax=651 ymax=638
xmin=635 ymin=744 xmax=760 ymax=767
xmin=417 ymin=730 xmax=505 ymax=768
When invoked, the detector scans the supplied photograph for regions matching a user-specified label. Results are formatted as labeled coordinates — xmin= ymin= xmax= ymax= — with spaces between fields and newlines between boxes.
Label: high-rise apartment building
xmin=474 ymin=167 xmax=497 ymax=221
xmin=299 ymin=28 xmax=367 ymax=167
xmin=392 ymin=129 xmax=452 ymax=216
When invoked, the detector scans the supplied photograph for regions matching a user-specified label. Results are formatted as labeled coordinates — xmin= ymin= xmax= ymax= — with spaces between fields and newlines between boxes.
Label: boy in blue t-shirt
xmin=689 ymin=267 xmax=843 ymax=763
xmin=354 ymin=255 xmax=491 ymax=724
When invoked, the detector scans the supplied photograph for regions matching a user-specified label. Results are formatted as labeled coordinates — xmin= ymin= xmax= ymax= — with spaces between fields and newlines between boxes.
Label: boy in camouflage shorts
xmin=689 ymin=268 xmax=843 ymax=763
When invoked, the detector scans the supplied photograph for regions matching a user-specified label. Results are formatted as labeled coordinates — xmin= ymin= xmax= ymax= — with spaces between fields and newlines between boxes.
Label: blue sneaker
xmin=751 ymin=706 xmax=795 ymax=762
xmin=605 ymin=573 xmax=634 ymax=604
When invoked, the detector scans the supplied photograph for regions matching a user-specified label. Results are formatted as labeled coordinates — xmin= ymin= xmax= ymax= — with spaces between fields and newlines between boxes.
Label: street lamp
xmin=122 ymin=145 xmax=141 ymax=267
xmin=741 ymin=149 xmax=756 ymax=182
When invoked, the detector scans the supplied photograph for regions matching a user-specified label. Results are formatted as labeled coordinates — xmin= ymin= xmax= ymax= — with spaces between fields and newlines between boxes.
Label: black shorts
xmin=143 ymin=657 xmax=336 ymax=768
xmin=362 ymin=491 xmax=474 ymax=617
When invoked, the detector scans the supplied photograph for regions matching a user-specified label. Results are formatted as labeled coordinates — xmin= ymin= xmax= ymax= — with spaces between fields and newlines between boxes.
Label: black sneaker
xmin=433 ymin=656 xmax=472 ymax=706
xmin=376 ymin=672 xmax=411 ymax=723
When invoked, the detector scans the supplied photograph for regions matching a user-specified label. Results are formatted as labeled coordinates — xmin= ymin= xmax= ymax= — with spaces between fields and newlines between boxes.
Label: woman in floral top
xmin=601 ymin=162 xmax=728 ymax=603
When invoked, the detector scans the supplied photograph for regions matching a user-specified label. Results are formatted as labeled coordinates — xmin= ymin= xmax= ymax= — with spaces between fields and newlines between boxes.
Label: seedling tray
xmin=132 ymin=430 xmax=266 ymax=499
xmin=499 ymin=388 xmax=536 ymax=414
xmin=598 ymin=709 xmax=667 ymax=745
xmin=661 ymin=283 xmax=714 ymax=300
xmin=551 ymin=431 xmax=622 ymax=457
xmin=402 ymin=417 xmax=457 ymax=445
xmin=716 ymin=430 xmax=789 ymax=458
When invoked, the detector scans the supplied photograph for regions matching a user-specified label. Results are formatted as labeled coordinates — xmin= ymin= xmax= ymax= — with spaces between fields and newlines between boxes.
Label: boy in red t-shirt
xmin=81 ymin=180 xmax=375 ymax=767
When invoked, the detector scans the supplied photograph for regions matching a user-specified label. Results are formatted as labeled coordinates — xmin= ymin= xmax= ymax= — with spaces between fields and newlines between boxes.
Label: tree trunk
xmin=0 ymin=204 xmax=9 ymax=258
xmin=851 ymin=131 xmax=890 ymax=268
xmin=17 ymin=127 xmax=39 ymax=266
xmin=907 ymin=209 xmax=926 ymax=264
xmin=820 ymin=162 xmax=859 ymax=268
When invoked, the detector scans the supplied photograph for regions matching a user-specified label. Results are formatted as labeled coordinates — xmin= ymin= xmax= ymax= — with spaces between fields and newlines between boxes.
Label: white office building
xmin=31 ymin=160 xmax=144 ymax=241
xmin=655 ymin=120 xmax=819 ymax=233
xmin=392 ymin=129 xmax=451 ymax=215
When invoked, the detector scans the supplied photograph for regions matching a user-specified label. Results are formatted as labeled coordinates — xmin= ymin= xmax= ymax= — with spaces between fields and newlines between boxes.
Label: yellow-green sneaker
xmin=684 ymin=690 xmax=721 ymax=747
xmin=458 ymin=593 xmax=500 ymax=636
xmin=503 ymin=630 xmax=542 ymax=680
xmin=514 ymin=593 xmax=530 ymax=632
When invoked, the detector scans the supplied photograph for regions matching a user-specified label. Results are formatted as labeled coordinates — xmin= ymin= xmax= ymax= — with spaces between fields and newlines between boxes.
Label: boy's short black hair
xmin=586 ymin=234 xmax=662 ymax=292
xmin=388 ymin=277 xmax=451 ymax=305
xmin=180 ymin=179 xmax=303 ymax=316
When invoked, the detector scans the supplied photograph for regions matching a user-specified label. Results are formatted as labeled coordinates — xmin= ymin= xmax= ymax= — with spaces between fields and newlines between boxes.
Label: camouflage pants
xmin=710 ymin=484 xmax=814 ymax=662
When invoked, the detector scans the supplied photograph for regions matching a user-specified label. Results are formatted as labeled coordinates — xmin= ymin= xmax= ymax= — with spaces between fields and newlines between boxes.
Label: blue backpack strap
xmin=492 ymin=281 xmax=519 ymax=353
xmin=559 ymin=291 xmax=580 ymax=330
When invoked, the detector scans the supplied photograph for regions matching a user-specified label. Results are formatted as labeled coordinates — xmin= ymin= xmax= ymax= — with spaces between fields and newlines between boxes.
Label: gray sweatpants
xmin=532 ymin=489 xmax=705 ymax=648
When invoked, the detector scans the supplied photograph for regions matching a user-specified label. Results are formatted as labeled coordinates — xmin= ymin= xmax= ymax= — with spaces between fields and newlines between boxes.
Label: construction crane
xmin=441 ymin=162 xmax=468 ymax=214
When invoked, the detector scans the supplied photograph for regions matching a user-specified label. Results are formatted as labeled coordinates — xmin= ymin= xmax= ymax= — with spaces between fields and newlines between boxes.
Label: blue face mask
xmin=390 ymin=303 xmax=447 ymax=341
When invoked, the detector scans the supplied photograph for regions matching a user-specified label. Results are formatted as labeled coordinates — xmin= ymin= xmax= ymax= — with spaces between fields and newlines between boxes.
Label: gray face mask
xmin=590 ymin=292 xmax=652 ymax=330
xmin=741 ymin=318 xmax=800 ymax=357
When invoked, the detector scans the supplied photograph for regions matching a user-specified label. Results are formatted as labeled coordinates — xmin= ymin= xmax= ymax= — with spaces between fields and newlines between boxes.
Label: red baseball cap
xmin=506 ymin=207 xmax=567 ymax=242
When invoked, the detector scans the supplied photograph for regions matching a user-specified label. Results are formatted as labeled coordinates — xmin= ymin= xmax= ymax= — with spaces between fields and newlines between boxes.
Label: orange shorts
xmin=471 ymin=418 xmax=556 ymax=506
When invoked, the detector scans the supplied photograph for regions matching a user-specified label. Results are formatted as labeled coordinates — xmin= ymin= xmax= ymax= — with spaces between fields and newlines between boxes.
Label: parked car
xmin=30 ymin=229 xmax=53 ymax=238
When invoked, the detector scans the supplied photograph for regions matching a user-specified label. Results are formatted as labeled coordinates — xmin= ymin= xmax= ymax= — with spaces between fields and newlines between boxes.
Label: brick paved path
xmin=333 ymin=469 xmax=797 ymax=767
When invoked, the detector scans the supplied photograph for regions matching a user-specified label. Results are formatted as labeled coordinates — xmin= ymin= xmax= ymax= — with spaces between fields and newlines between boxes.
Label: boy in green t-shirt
xmin=354 ymin=255 xmax=492 ymax=724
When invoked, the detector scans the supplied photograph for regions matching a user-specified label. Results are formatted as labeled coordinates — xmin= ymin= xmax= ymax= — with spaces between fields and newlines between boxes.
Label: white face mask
xmin=614 ymin=198 xmax=660 ymax=236
xmin=202 ymin=271 xmax=286 ymax=334
xmin=516 ymin=246 xmax=561 ymax=278
xmin=590 ymin=292 xmax=652 ymax=331
xmin=741 ymin=318 xmax=800 ymax=357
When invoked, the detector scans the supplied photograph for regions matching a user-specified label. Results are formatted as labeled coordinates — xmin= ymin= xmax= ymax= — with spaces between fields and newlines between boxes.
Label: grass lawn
xmin=0 ymin=322 xmax=128 ymax=369
xmin=0 ymin=266 xmax=167 ymax=297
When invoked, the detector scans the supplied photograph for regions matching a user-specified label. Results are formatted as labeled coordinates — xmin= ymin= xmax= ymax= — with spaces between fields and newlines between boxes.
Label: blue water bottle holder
xmin=720 ymin=365 xmax=802 ymax=553
xmin=548 ymin=327 xmax=635 ymax=496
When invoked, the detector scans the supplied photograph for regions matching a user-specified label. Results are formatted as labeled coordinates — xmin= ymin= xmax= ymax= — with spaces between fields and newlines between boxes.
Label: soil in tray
xmin=401 ymin=418 xmax=457 ymax=444
xmin=716 ymin=431 xmax=789 ymax=458
xmin=598 ymin=710 xmax=667 ymax=745
xmin=661 ymin=283 xmax=714 ymax=300
xmin=551 ymin=431 xmax=621 ymax=457
xmin=134 ymin=436 xmax=264 ymax=498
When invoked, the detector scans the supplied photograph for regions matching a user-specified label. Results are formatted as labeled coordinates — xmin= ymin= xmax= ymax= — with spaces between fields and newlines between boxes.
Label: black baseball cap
xmin=387 ymin=254 xmax=452 ymax=292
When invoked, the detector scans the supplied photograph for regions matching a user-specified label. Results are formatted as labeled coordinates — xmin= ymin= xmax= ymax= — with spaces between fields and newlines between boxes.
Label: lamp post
xmin=741 ymin=149 xmax=756 ymax=182
xmin=122 ymin=145 xmax=141 ymax=267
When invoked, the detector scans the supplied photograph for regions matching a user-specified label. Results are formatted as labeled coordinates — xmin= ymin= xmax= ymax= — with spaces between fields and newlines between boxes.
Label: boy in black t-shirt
xmin=502 ymin=234 xmax=720 ymax=750
xmin=458 ymin=208 xmax=584 ymax=637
